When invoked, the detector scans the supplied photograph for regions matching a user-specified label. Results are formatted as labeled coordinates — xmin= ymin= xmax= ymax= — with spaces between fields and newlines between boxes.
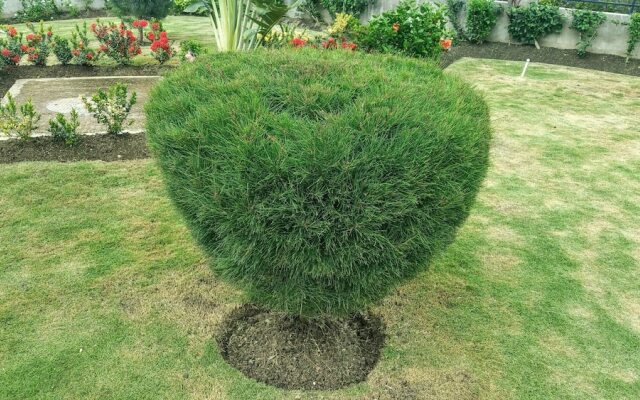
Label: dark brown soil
xmin=441 ymin=41 xmax=640 ymax=77
xmin=0 ymin=133 xmax=149 ymax=164
xmin=217 ymin=305 xmax=385 ymax=390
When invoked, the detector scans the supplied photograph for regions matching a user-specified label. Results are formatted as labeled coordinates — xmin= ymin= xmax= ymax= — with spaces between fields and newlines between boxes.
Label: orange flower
xmin=392 ymin=23 xmax=400 ymax=32
xmin=440 ymin=38 xmax=452 ymax=50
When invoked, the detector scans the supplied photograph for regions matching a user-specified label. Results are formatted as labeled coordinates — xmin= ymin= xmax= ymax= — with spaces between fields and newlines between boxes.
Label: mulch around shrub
xmin=0 ymin=133 xmax=149 ymax=164
xmin=1 ymin=44 xmax=637 ymax=165
xmin=217 ymin=305 xmax=385 ymax=390
xmin=441 ymin=42 xmax=640 ymax=77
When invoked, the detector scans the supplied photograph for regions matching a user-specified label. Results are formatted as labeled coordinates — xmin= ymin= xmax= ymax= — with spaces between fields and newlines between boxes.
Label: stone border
xmin=0 ymin=75 xmax=161 ymax=141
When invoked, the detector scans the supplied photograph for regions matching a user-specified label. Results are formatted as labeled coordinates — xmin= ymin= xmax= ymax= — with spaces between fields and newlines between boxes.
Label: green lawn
xmin=1 ymin=58 xmax=639 ymax=399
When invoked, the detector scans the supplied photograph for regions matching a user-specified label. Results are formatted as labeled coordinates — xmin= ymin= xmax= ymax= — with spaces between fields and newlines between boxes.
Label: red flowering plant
xmin=0 ymin=25 xmax=25 ymax=66
xmin=91 ymin=20 xmax=141 ymax=65
xmin=70 ymin=22 xmax=97 ymax=66
xmin=131 ymin=19 xmax=149 ymax=44
xmin=144 ymin=20 xmax=165 ymax=44
xmin=150 ymin=31 xmax=174 ymax=64
xmin=24 ymin=22 xmax=54 ymax=66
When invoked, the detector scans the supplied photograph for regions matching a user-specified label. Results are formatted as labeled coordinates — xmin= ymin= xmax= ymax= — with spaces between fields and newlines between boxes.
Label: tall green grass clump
xmin=145 ymin=50 xmax=491 ymax=317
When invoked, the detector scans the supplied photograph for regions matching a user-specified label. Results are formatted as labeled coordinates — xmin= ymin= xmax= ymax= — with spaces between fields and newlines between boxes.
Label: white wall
xmin=2 ymin=0 xmax=106 ymax=19
xmin=360 ymin=0 xmax=639 ymax=59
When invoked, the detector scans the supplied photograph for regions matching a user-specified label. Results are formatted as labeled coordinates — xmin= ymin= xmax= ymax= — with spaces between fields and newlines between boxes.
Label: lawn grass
xmin=1 ymin=58 xmax=639 ymax=399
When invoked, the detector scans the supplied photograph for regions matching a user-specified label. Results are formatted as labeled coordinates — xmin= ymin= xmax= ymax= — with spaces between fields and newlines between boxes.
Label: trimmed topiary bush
xmin=145 ymin=50 xmax=491 ymax=317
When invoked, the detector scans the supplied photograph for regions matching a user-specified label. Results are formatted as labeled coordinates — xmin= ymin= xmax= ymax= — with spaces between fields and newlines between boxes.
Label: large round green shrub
xmin=146 ymin=50 xmax=491 ymax=317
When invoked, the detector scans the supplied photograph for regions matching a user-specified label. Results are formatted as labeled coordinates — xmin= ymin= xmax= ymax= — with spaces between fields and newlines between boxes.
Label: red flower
xmin=392 ymin=23 xmax=400 ymax=32
xmin=99 ymin=44 xmax=108 ymax=52
xmin=72 ymin=49 xmax=80 ymax=56
xmin=26 ymin=34 xmax=36 ymax=42
xmin=86 ymin=52 xmax=94 ymax=60
xmin=290 ymin=37 xmax=307 ymax=48
xmin=20 ymin=44 xmax=29 ymax=52
xmin=11 ymin=55 xmax=21 ymax=63
xmin=1 ymin=48 xmax=11 ymax=57
xmin=90 ymin=23 xmax=97 ymax=32
xmin=152 ymin=22 xmax=160 ymax=31
xmin=47 ymin=30 xmax=53 ymax=37
xmin=439 ymin=38 xmax=452 ymax=50
xmin=7 ymin=27 xmax=17 ymax=37
xmin=147 ymin=31 xmax=155 ymax=41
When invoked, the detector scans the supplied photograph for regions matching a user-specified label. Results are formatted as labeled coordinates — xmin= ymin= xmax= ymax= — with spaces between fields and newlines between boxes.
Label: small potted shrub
xmin=146 ymin=50 xmax=491 ymax=390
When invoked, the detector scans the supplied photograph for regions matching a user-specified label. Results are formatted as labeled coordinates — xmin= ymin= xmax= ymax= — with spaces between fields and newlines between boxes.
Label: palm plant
xmin=185 ymin=0 xmax=292 ymax=51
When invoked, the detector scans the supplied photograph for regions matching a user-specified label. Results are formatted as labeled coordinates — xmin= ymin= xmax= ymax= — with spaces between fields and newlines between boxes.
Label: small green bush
xmin=109 ymin=0 xmax=173 ymax=19
xmin=52 ymin=35 xmax=73 ymax=65
xmin=508 ymin=3 xmax=565 ymax=48
xmin=146 ymin=50 xmax=491 ymax=317
xmin=626 ymin=13 xmax=640 ymax=61
xmin=48 ymin=109 xmax=80 ymax=146
xmin=466 ymin=0 xmax=499 ymax=44
xmin=358 ymin=0 xmax=450 ymax=58
xmin=320 ymin=0 xmax=374 ymax=17
xmin=0 ymin=94 xmax=40 ymax=140
xmin=570 ymin=9 xmax=606 ymax=57
xmin=82 ymin=83 xmax=137 ymax=135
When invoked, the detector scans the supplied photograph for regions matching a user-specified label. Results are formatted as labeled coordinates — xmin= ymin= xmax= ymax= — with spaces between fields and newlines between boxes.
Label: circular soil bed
xmin=218 ymin=305 xmax=385 ymax=390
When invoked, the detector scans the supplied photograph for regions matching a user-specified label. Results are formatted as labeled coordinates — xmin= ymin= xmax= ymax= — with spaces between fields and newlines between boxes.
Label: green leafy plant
xmin=297 ymin=0 xmax=323 ymax=23
xmin=626 ymin=13 xmax=640 ymax=62
xmin=109 ymin=0 xmax=173 ymax=19
xmin=70 ymin=22 xmax=96 ymax=65
xmin=52 ymin=35 xmax=73 ymax=65
xmin=358 ymin=0 xmax=451 ymax=58
xmin=466 ymin=0 xmax=499 ymax=44
xmin=145 ymin=50 xmax=491 ymax=317
xmin=0 ymin=94 xmax=41 ymax=140
xmin=24 ymin=22 xmax=53 ymax=66
xmin=179 ymin=39 xmax=208 ymax=60
xmin=0 ymin=26 xmax=24 ymax=66
xmin=82 ymin=83 xmax=137 ymax=135
xmin=48 ymin=109 xmax=80 ymax=145
xmin=320 ymin=0 xmax=374 ymax=17
xmin=91 ymin=21 xmax=141 ymax=65
xmin=185 ymin=0 xmax=292 ymax=51
xmin=16 ymin=0 xmax=59 ymax=22
xmin=81 ymin=0 xmax=94 ymax=12
xmin=508 ymin=3 xmax=565 ymax=49
xmin=446 ymin=0 xmax=466 ymax=41
xmin=570 ymin=9 xmax=606 ymax=57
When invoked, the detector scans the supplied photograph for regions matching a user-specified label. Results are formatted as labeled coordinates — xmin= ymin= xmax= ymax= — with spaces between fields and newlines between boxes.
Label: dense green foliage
xmin=48 ymin=109 xmax=80 ymax=146
xmin=16 ymin=0 xmax=58 ymax=22
xmin=358 ymin=0 xmax=449 ymax=58
xmin=445 ymin=0 xmax=466 ymax=40
xmin=146 ymin=50 xmax=491 ymax=316
xmin=508 ymin=3 xmax=565 ymax=46
xmin=570 ymin=9 xmax=606 ymax=57
xmin=320 ymin=0 xmax=374 ymax=17
xmin=109 ymin=0 xmax=173 ymax=19
xmin=466 ymin=0 xmax=498 ymax=44
xmin=627 ymin=13 xmax=640 ymax=61
xmin=82 ymin=83 xmax=137 ymax=135
xmin=52 ymin=35 xmax=73 ymax=65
